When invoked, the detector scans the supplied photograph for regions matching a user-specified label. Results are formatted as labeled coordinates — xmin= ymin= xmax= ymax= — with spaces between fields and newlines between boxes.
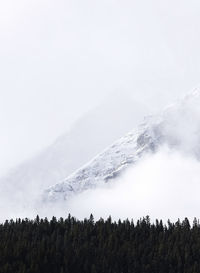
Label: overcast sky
xmin=1 ymin=0 xmax=200 ymax=174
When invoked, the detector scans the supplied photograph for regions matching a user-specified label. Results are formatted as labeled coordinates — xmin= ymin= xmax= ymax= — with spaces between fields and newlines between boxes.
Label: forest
xmin=1 ymin=214 xmax=200 ymax=273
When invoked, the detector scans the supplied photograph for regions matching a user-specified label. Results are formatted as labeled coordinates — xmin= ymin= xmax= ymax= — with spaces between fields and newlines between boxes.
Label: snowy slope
xmin=0 ymin=93 xmax=149 ymax=209
xmin=43 ymin=118 xmax=162 ymax=202
xmin=44 ymin=88 xmax=200 ymax=202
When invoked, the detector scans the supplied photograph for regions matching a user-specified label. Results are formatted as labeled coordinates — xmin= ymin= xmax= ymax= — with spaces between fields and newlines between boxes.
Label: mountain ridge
xmin=43 ymin=88 xmax=200 ymax=203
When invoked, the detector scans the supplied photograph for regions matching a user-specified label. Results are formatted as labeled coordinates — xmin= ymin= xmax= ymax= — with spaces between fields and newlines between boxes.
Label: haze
xmin=1 ymin=0 xmax=200 ymax=174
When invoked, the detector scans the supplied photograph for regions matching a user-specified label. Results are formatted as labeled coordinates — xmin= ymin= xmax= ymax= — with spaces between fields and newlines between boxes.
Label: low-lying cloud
xmin=63 ymin=147 xmax=200 ymax=222
xmin=1 ymin=146 xmax=200 ymax=223
xmin=2 ymin=90 xmax=200 ymax=223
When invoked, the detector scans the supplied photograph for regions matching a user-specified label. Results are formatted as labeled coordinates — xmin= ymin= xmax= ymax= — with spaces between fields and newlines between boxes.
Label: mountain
xmin=43 ymin=88 xmax=200 ymax=203
xmin=0 ymin=93 xmax=149 ymax=215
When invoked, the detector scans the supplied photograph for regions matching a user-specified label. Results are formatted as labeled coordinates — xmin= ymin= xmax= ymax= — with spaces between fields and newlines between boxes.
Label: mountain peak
xmin=43 ymin=89 xmax=200 ymax=203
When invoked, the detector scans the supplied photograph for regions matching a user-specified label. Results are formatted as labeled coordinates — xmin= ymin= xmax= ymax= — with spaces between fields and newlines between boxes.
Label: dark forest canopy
xmin=1 ymin=215 xmax=200 ymax=273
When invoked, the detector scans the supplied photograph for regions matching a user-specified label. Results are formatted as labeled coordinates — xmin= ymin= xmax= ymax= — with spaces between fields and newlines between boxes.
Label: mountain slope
xmin=0 ymin=93 xmax=149 ymax=211
xmin=43 ymin=116 xmax=162 ymax=202
xmin=44 ymin=89 xmax=200 ymax=202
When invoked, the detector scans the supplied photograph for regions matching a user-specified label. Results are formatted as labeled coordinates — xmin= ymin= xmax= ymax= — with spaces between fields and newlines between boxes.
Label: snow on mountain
xmin=0 ymin=93 xmax=149 ymax=211
xmin=43 ymin=88 xmax=200 ymax=203
xmin=43 ymin=116 xmax=163 ymax=202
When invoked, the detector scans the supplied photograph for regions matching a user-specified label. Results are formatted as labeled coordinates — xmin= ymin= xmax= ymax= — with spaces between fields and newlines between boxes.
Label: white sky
xmin=1 ymin=0 xmax=200 ymax=174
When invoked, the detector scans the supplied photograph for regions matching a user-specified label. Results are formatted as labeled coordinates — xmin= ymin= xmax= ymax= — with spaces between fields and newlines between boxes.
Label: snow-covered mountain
xmin=44 ymin=89 xmax=200 ymax=203
xmin=0 ymin=93 xmax=149 ymax=212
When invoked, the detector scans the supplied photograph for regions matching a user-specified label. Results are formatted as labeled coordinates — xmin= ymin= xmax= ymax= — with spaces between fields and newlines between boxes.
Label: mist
xmin=1 ymin=0 xmax=200 ymax=174
xmin=37 ymin=89 xmax=200 ymax=222
xmin=1 ymin=0 xmax=200 ymax=222
xmin=1 ymin=147 xmax=200 ymax=223
xmin=1 ymin=88 xmax=200 ymax=222
xmin=64 ymin=147 xmax=200 ymax=222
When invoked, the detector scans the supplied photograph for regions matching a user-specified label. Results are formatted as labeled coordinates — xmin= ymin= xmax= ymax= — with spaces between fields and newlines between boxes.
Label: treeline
xmin=1 ymin=215 xmax=200 ymax=273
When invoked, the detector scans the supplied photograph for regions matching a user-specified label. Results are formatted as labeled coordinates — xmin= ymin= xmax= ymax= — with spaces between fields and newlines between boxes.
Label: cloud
xmin=62 ymin=147 xmax=200 ymax=222
xmin=2 ymin=0 xmax=200 ymax=175
xmin=1 ymin=89 xmax=200 ymax=223
xmin=1 ymin=146 xmax=200 ymax=223
xmin=52 ymin=91 xmax=200 ymax=223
